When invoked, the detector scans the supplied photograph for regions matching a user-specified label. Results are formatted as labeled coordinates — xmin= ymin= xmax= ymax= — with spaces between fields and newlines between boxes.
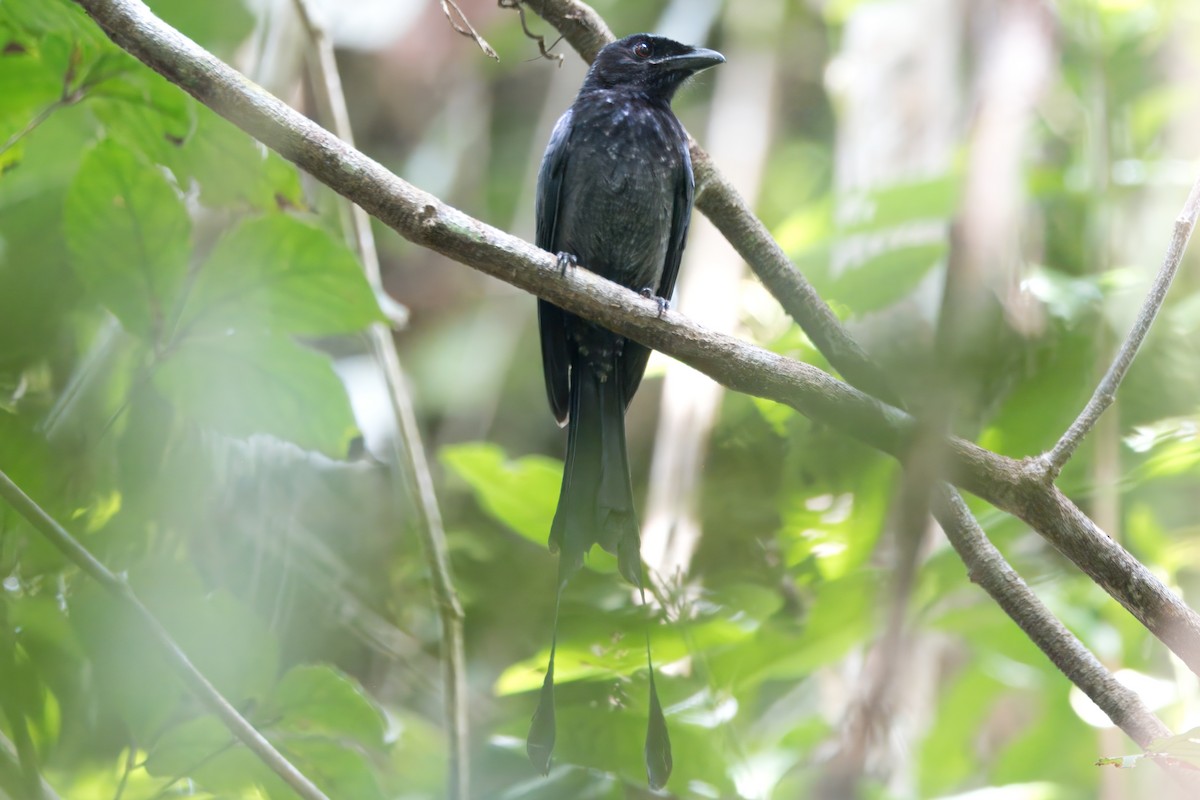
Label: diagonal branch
xmin=1043 ymin=173 xmax=1200 ymax=477
xmin=68 ymin=0 xmax=1199 ymax=753
xmin=288 ymin=2 xmax=468 ymax=797
xmin=0 ymin=470 xmax=332 ymax=800
xmin=931 ymin=487 xmax=1172 ymax=748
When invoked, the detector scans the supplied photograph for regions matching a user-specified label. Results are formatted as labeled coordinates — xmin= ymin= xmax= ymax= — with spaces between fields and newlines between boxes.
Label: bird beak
xmin=656 ymin=47 xmax=725 ymax=73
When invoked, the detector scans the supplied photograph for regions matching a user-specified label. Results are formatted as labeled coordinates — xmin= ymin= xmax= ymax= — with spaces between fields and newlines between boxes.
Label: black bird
xmin=528 ymin=33 xmax=723 ymax=789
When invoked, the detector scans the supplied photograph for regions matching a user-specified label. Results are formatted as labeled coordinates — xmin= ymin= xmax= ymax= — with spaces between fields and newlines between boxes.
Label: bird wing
xmin=619 ymin=137 xmax=694 ymax=408
xmin=537 ymin=110 xmax=574 ymax=424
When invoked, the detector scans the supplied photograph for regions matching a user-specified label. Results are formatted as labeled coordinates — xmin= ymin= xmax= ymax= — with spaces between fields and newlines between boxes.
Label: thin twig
xmin=110 ymin=742 xmax=137 ymax=800
xmin=498 ymin=1 xmax=563 ymax=63
xmin=68 ymin=0 xmax=1200 ymax=749
xmin=0 ymin=101 xmax=66 ymax=158
xmin=288 ymin=1 xmax=468 ymax=796
xmin=1044 ymin=173 xmax=1200 ymax=477
xmin=144 ymin=740 xmax=237 ymax=800
xmin=0 ymin=471 xmax=333 ymax=800
xmin=441 ymin=0 xmax=498 ymax=60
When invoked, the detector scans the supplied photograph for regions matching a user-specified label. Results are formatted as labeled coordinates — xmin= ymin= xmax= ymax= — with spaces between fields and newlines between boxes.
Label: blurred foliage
xmin=1 ymin=0 xmax=1199 ymax=799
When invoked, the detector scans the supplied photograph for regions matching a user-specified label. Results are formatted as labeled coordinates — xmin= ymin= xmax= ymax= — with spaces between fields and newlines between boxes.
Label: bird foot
xmin=640 ymin=288 xmax=669 ymax=318
xmin=555 ymin=252 xmax=578 ymax=276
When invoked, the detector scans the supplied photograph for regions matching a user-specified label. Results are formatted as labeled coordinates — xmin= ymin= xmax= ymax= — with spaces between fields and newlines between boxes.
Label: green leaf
xmin=705 ymin=573 xmax=880 ymax=690
xmin=440 ymin=442 xmax=561 ymax=546
xmin=153 ymin=332 xmax=357 ymax=455
xmin=778 ymin=460 xmax=892 ymax=581
xmin=0 ymin=0 xmax=103 ymax=42
xmin=73 ymin=563 xmax=280 ymax=739
xmin=146 ymin=717 xmax=296 ymax=798
xmin=0 ymin=46 xmax=63 ymax=145
xmin=837 ymin=173 xmax=959 ymax=235
xmin=1022 ymin=265 xmax=1103 ymax=323
xmin=526 ymin=677 xmax=730 ymax=793
xmin=167 ymin=107 xmax=304 ymax=210
xmin=89 ymin=66 xmax=193 ymax=168
xmin=266 ymin=664 xmax=386 ymax=749
xmin=751 ymin=396 xmax=796 ymax=437
xmin=825 ymin=242 xmax=945 ymax=315
xmin=8 ymin=594 xmax=86 ymax=662
xmin=497 ymin=603 xmax=754 ymax=695
xmin=148 ymin=668 xmax=387 ymax=797
xmin=277 ymin=738 xmax=386 ymax=800
xmin=144 ymin=716 xmax=235 ymax=778
xmin=63 ymin=140 xmax=191 ymax=339
xmin=918 ymin=664 xmax=1005 ymax=796
xmin=176 ymin=215 xmax=382 ymax=337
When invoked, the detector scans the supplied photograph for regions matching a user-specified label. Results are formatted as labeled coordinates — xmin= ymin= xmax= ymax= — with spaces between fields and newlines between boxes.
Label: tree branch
xmin=931 ymin=487 xmax=1169 ymax=747
xmin=67 ymin=0 xmax=1198 ymax=754
xmin=288 ymin=2 xmax=469 ymax=797
xmin=1043 ymin=173 xmax=1200 ymax=477
xmin=0 ymin=470 xmax=332 ymax=800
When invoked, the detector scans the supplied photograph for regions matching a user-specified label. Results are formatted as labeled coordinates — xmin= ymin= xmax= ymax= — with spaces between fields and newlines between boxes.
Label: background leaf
xmin=153 ymin=332 xmax=357 ymax=455
xmin=266 ymin=664 xmax=387 ymax=749
xmin=64 ymin=139 xmax=191 ymax=339
xmin=177 ymin=214 xmax=383 ymax=338
xmin=441 ymin=443 xmax=562 ymax=545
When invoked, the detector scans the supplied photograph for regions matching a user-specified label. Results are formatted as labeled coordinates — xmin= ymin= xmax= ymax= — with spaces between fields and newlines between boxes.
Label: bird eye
xmin=632 ymin=41 xmax=651 ymax=59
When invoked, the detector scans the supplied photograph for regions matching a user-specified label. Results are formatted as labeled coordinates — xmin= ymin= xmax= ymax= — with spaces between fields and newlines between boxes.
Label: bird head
xmin=582 ymin=34 xmax=725 ymax=100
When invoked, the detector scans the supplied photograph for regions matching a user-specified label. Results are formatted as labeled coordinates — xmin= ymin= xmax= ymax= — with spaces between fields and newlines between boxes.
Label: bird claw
xmin=556 ymin=252 xmax=578 ymax=276
xmin=641 ymin=288 xmax=669 ymax=318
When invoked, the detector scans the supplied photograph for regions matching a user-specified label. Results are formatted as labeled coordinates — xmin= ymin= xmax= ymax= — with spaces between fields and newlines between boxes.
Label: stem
xmin=1044 ymin=173 xmax=1200 ymax=476
xmin=439 ymin=0 xmax=498 ymax=60
xmin=0 ymin=471 xmax=332 ymax=800
xmin=0 ymin=102 xmax=65 ymax=158
xmin=110 ymin=743 xmax=136 ymax=800
xmin=287 ymin=2 xmax=468 ymax=796
xmin=930 ymin=487 xmax=1171 ymax=747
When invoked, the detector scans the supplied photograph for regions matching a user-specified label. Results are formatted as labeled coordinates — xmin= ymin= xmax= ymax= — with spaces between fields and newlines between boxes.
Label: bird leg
xmin=555 ymin=251 xmax=578 ymax=276
xmin=640 ymin=287 xmax=670 ymax=318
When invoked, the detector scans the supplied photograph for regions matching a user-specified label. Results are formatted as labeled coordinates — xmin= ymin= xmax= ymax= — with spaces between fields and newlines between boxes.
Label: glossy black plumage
xmin=528 ymin=33 xmax=723 ymax=789
xmin=536 ymin=33 xmax=722 ymax=580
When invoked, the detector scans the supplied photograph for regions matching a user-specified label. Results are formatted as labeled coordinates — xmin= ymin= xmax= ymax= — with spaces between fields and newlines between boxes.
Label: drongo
xmin=528 ymin=33 xmax=723 ymax=789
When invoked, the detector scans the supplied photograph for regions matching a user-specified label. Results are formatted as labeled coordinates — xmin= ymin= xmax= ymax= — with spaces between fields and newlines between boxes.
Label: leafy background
xmin=1 ymin=0 xmax=1200 ymax=798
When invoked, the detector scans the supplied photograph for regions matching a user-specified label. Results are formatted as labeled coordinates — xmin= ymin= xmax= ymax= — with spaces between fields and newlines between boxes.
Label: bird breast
xmin=556 ymin=95 xmax=685 ymax=289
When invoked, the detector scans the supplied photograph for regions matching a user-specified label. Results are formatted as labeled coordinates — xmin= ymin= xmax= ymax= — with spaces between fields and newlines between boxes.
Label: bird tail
xmin=536 ymin=361 xmax=672 ymax=788
xmin=549 ymin=362 xmax=642 ymax=585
